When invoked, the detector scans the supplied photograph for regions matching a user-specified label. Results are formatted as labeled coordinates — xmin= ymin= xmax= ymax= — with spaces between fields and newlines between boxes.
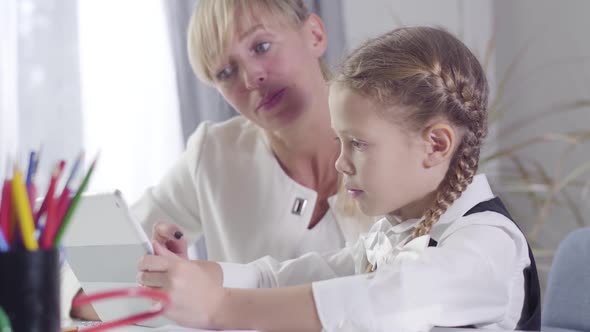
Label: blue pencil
xmin=65 ymin=152 xmax=84 ymax=187
xmin=0 ymin=226 xmax=9 ymax=252
xmin=25 ymin=151 xmax=36 ymax=186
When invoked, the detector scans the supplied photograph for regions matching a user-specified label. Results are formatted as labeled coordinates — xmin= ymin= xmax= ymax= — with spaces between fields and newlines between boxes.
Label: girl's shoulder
xmin=435 ymin=207 xmax=529 ymax=257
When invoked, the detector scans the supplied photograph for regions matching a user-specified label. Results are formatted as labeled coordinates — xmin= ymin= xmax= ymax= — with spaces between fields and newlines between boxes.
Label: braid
xmin=413 ymin=56 xmax=487 ymax=237
xmin=413 ymin=133 xmax=482 ymax=237
xmin=413 ymin=63 xmax=488 ymax=238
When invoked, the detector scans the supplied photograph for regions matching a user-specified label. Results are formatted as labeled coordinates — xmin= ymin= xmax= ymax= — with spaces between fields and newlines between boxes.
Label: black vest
xmin=427 ymin=197 xmax=541 ymax=331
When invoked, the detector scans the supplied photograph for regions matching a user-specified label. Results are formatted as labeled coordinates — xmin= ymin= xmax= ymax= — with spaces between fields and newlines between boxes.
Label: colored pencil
xmin=53 ymin=155 xmax=98 ymax=247
xmin=0 ymin=159 xmax=11 ymax=240
xmin=35 ymin=160 xmax=66 ymax=226
xmin=39 ymin=162 xmax=66 ymax=248
xmin=11 ymin=164 xmax=39 ymax=251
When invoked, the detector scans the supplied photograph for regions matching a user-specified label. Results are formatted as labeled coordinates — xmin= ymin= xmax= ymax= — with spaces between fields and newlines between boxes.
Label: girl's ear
xmin=422 ymin=123 xmax=457 ymax=168
xmin=303 ymin=13 xmax=327 ymax=57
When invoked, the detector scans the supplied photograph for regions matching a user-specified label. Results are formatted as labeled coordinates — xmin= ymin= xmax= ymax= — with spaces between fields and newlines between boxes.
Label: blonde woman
xmin=70 ymin=0 xmax=370 ymax=320
xmin=136 ymin=0 xmax=370 ymax=272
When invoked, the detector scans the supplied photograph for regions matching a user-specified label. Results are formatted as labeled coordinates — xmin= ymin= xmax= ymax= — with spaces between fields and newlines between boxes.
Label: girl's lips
xmin=347 ymin=189 xmax=364 ymax=198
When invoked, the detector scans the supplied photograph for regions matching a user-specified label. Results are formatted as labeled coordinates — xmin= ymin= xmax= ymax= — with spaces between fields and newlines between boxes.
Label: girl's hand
xmin=151 ymin=222 xmax=189 ymax=259
xmin=137 ymin=241 xmax=225 ymax=328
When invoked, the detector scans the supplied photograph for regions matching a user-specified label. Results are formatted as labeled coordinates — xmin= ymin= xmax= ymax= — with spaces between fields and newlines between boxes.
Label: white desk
xmin=108 ymin=326 xmax=249 ymax=332
xmin=67 ymin=323 xmax=251 ymax=332
xmin=89 ymin=326 xmax=581 ymax=332
xmin=68 ymin=319 xmax=580 ymax=332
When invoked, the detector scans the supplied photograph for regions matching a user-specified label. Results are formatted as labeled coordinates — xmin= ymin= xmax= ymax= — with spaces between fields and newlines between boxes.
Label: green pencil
xmin=53 ymin=155 xmax=99 ymax=247
xmin=0 ymin=306 xmax=12 ymax=332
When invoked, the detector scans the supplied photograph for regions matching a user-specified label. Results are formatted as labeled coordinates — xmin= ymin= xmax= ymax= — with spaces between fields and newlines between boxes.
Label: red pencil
xmin=39 ymin=163 xmax=65 ymax=248
xmin=0 ymin=179 xmax=11 ymax=239
xmin=40 ymin=192 xmax=58 ymax=249
xmin=40 ymin=186 xmax=70 ymax=249
xmin=35 ymin=160 xmax=65 ymax=226
xmin=54 ymin=153 xmax=82 ymax=223
xmin=0 ymin=159 xmax=11 ymax=240
xmin=54 ymin=187 xmax=71 ymax=228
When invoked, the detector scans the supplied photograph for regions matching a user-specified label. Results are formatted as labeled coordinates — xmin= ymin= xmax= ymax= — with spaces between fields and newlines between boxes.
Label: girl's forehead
xmin=330 ymin=85 xmax=417 ymax=138
xmin=330 ymin=87 xmax=381 ymax=127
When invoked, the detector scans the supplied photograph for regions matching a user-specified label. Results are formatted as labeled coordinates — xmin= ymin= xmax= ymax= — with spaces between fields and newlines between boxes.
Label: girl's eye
xmin=216 ymin=66 xmax=234 ymax=80
xmin=254 ymin=42 xmax=271 ymax=54
xmin=351 ymin=139 xmax=368 ymax=151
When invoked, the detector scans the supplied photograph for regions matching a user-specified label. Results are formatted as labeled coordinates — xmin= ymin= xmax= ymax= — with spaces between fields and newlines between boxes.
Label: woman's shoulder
xmin=207 ymin=115 xmax=260 ymax=139
xmin=182 ymin=116 xmax=273 ymax=177
xmin=186 ymin=116 xmax=266 ymax=154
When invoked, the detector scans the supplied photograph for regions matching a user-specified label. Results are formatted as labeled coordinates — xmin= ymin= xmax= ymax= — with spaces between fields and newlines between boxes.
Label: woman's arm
xmin=131 ymin=121 xmax=210 ymax=246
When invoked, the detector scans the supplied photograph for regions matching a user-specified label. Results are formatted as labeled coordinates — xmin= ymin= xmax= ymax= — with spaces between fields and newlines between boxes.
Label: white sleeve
xmin=312 ymin=225 xmax=519 ymax=332
xmin=130 ymin=122 xmax=210 ymax=244
xmin=219 ymin=262 xmax=261 ymax=288
xmin=219 ymin=247 xmax=356 ymax=289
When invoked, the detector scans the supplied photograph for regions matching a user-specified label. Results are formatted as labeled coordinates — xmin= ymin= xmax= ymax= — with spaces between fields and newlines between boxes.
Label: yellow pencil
xmin=62 ymin=327 xmax=79 ymax=332
xmin=11 ymin=165 xmax=39 ymax=250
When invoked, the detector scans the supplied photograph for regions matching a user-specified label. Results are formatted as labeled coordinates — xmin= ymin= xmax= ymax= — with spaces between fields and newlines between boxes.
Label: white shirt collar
xmin=385 ymin=215 xmax=421 ymax=234
xmin=384 ymin=174 xmax=494 ymax=235
xmin=434 ymin=174 xmax=495 ymax=226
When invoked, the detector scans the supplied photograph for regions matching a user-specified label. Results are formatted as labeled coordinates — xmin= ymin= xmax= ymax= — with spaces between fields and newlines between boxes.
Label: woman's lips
xmin=257 ymin=88 xmax=286 ymax=111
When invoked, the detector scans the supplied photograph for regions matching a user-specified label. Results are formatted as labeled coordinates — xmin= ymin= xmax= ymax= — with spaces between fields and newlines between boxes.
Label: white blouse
xmin=131 ymin=116 xmax=372 ymax=262
xmin=221 ymin=174 xmax=532 ymax=332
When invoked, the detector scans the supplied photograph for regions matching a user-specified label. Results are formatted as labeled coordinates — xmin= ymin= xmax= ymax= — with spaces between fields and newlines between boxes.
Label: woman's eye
xmin=216 ymin=66 xmax=234 ymax=80
xmin=254 ymin=42 xmax=271 ymax=54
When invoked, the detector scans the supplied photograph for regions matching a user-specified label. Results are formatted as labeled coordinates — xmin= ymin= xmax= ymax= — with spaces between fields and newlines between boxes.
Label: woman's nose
xmin=242 ymin=63 xmax=266 ymax=90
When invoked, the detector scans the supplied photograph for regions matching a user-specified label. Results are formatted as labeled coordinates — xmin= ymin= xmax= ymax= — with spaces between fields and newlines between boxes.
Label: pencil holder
xmin=0 ymin=248 xmax=60 ymax=332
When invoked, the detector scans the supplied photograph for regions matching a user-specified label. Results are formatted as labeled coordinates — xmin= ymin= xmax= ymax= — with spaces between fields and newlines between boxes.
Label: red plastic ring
xmin=72 ymin=287 xmax=171 ymax=332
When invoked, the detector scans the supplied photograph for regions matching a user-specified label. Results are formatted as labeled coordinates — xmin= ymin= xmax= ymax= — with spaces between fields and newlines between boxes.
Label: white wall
xmin=494 ymin=0 xmax=590 ymax=285
xmin=16 ymin=0 xmax=84 ymax=191
xmin=0 ymin=0 xmax=19 ymax=175
xmin=78 ymin=0 xmax=183 ymax=202
xmin=343 ymin=0 xmax=494 ymax=60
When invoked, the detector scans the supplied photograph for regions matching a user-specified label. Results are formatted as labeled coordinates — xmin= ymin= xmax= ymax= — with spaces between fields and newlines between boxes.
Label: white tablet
xmin=61 ymin=190 xmax=171 ymax=327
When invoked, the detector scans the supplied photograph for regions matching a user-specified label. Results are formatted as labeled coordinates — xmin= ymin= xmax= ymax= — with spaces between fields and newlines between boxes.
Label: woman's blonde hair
xmin=188 ymin=0 xmax=329 ymax=83
xmin=334 ymin=27 xmax=489 ymax=238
